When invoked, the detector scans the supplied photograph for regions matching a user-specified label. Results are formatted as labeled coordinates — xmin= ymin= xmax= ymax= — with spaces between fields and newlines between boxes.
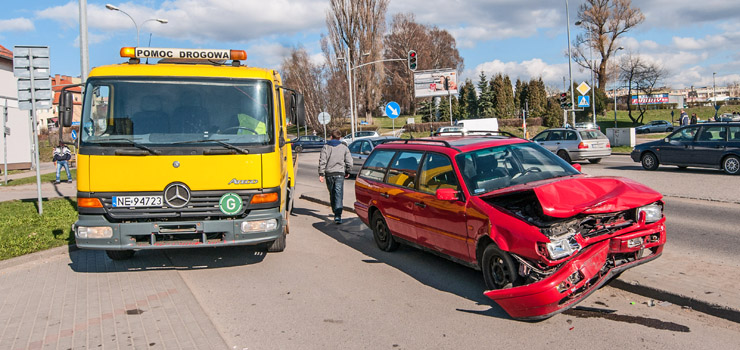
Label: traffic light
xmin=407 ymin=50 xmax=417 ymax=71
xmin=559 ymin=92 xmax=572 ymax=109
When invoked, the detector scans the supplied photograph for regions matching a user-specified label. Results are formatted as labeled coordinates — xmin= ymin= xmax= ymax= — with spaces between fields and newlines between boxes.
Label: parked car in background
xmin=717 ymin=113 xmax=740 ymax=122
xmin=635 ymin=120 xmax=674 ymax=134
xmin=342 ymin=130 xmax=380 ymax=144
xmin=354 ymin=136 xmax=666 ymax=319
xmin=431 ymin=126 xmax=465 ymax=136
xmin=531 ymin=128 xmax=611 ymax=163
xmin=347 ymin=136 xmax=401 ymax=175
xmin=455 ymin=118 xmax=498 ymax=132
xmin=630 ymin=122 xmax=740 ymax=174
xmin=291 ymin=135 xmax=325 ymax=153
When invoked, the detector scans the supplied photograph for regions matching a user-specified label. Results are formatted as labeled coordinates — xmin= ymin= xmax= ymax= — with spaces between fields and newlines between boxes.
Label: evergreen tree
xmin=438 ymin=95 xmax=451 ymax=122
xmin=477 ymin=72 xmax=494 ymax=118
xmin=502 ymin=75 xmax=515 ymax=118
xmin=543 ymin=97 xmax=563 ymax=127
xmin=464 ymin=79 xmax=478 ymax=118
xmin=527 ymin=77 xmax=547 ymax=118
xmin=456 ymin=82 xmax=468 ymax=120
xmin=514 ymin=79 xmax=523 ymax=114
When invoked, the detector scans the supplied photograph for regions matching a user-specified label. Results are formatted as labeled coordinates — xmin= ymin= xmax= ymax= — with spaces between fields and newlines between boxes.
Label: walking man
xmin=53 ymin=141 xmax=73 ymax=184
xmin=318 ymin=130 xmax=352 ymax=224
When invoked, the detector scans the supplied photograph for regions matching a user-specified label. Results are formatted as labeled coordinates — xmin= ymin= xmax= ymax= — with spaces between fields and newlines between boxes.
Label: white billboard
xmin=414 ymin=69 xmax=458 ymax=98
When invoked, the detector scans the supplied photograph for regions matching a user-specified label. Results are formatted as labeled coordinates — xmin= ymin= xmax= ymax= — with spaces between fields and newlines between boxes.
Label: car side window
xmin=533 ymin=132 xmax=549 ymax=142
xmin=359 ymin=150 xmax=395 ymax=181
xmin=348 ymin=141 xmax=362 ymax=154
xmin=669 ymin=127 xmax=698 ymax=142
xmin=697 ymin=126 xmax=726 ymax=141
xmin=361 ymin=141 xmax=373 ymax=154
xmin=730 ymin=126 xmax=740 ymax=141
xmin=565 ymin=131 xmax=578 ymax=141
xmin=387 ymin=152 xmax=423 ymax=189
xmin=418 ymin=153 xmax=459 ymax=195
xmin=549 ymin=130 xmax=564 ymax=141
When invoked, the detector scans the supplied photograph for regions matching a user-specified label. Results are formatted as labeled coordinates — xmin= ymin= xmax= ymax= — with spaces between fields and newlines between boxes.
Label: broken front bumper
xmin=484 ymin=224 xmax=666 ymax=320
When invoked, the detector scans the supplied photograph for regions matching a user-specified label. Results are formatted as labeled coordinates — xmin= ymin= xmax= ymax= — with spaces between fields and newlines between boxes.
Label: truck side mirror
xmin=290 ymin=93 xmax=306 ymax=126
xmin=60 ymin=90 xmax=74 ymax=127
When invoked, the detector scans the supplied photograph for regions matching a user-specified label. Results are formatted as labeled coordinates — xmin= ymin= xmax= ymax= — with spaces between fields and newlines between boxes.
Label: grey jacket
xmin=319 ymin=140 xmax=352 ymax=176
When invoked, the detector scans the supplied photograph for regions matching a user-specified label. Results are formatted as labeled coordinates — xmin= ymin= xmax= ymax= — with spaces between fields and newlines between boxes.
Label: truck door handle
xmin=380 ymin=193 xmax=390 ymax=198
xmin=414 ymin=202 xmax=427 ymax=208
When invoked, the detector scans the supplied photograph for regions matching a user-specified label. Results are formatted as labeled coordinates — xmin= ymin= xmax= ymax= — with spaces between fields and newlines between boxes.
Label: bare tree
xmin=573 ymin=0 xmax=644 ymax=92
xmin=281 ymin=47 xmax=327 ymax=134
xmin=326 ymin=0 xmax=389 ymax=124
xmin=382 ymin=13 xmax=429 ymax=115
xmin=620 ymin=53 xmax=665 ymax=124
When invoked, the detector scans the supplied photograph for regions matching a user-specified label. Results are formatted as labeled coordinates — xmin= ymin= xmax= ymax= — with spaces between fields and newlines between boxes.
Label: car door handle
xmin=714 ymin=145 xmax=724 ymax=149
xmin=414 ymin=202 xmax=427 ymax=208
xmin=380 ymin=193 xmax=390 ymax=198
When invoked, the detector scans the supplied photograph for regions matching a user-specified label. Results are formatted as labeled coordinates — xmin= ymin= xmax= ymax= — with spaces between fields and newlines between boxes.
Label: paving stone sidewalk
xmin=0 ymin=248 xmax=229 ymax=349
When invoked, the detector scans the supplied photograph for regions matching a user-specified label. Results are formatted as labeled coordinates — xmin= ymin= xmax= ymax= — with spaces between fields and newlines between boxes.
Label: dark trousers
xmin=325 ymin=175 xmax=344 ymax=219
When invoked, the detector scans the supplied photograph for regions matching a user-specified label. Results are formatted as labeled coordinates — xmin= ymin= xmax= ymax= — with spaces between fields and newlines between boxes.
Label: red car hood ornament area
xmin=483 ymin=176 xmax=666 ymax=320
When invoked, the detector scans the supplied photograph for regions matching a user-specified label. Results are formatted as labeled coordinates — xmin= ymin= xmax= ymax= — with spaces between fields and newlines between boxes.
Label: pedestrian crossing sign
xmin=578 ymin=95 xmax=590 ymax=107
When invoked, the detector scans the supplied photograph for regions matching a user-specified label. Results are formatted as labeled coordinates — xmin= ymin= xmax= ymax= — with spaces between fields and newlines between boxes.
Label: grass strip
xmin=3 ymin=169 xmax=77 ymax=187
xmin=0 ymin=198 xmax=77 ymax=261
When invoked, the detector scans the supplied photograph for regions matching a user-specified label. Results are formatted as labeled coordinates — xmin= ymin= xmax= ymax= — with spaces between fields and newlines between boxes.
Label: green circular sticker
xmin=219 ymin=193 xmax=243 ymax=215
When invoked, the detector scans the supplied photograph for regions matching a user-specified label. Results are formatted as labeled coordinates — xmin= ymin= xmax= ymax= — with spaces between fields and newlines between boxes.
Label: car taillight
xmin=578 ymin=142 xmax=588 ymax=149
xmin=606 ymin=142 xmax=611 ymax=148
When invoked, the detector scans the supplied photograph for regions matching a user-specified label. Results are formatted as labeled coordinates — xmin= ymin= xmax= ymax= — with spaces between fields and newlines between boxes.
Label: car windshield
xmin=455 ymin=143 xmax=579 ymax=196
xmin=80 ymin=78 xmax=274 ymax=146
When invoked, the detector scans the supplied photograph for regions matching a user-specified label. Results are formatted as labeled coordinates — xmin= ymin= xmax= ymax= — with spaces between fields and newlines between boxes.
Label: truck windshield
xmin=80 ymin=78 xmax=274 ymax=146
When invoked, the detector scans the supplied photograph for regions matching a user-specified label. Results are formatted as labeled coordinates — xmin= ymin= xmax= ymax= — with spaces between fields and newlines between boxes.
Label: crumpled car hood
xmin=532 ymin=176 xmax=662 ymax=218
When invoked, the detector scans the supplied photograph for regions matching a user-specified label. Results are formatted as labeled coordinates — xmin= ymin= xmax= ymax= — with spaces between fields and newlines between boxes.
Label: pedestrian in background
xmin=318 ymin=130 xmax=352 ymax=224
xmin=52 ymin=141 xmax=73 ymax=184
xmin=690 ymin=113 xmax=697 ymax=125
xmin=680 ymin=110 xmax=689 ymax=126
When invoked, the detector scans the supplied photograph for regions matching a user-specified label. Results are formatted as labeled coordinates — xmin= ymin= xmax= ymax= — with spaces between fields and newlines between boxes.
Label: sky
xmin=2 ymin=0 xmax=739 ymax=91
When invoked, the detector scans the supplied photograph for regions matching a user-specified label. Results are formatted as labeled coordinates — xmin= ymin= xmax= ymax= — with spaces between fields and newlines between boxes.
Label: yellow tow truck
xmin=60 ymin=47 xmax=304 ymax=259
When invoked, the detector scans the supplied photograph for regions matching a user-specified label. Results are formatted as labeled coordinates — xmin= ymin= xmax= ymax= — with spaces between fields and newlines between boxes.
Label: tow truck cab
xmin=61 ymin=47 xmax=305 ymax=260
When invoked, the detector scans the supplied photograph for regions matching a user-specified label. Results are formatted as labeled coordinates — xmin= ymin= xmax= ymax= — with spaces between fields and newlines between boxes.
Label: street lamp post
xmin=106 ymin=4 xmax=168 ymax=47
xmin=565 ymin=0 xmax=576 ymax=126
xmin=713 ymin=72 xmax=717 ymax=118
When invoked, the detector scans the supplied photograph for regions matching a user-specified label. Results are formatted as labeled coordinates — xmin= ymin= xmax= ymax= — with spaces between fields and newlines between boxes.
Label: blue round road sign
xmin=385 ymin=101 xmax=400 ymax=119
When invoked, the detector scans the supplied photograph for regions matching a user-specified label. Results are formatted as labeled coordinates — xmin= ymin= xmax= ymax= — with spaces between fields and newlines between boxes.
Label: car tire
xmin=557 ymin=150 xmax=571 ymax=163
xmin=722 ymin=155 xmax=740 ymax=175
xmin=641 ymin=152 xmax=659 ymax=171
xmin=588 ymin=158 xmax=601 ymax=164
xmin=294 ymin=145 xmax=303 ymax=153
xmin=481 ymin=244 xmax=519 ymax=290
xmin=666 ymin=127 xmax=674 ymax=132
xmin=106 ymin=250 xmax=135 ymax=260
xmin=371 ymin=211 xmax=399 ymax=252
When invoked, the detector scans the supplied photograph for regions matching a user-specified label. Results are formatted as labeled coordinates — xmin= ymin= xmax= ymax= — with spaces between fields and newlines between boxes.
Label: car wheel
xmin=371 ymin=211 xmax=399 ymax=252
xmin=666 ymin=127 xmax=674 ymax=132
xmin=557 ymin=150 xmax=571 ymax=163
xmin=294 ymin=145 xmax=303 ymax=153
xmin=588 ymin=158 xmax=601 ymax=164
xmin=722 ymin=155 xmax=740 ymax=175
xmin=641 ymin=152 xmax=659 ymax=171
xmin=106 ymin=250 xmax=135 ymax=260
xmin=481 ymin=244 xmax=519 ymax=290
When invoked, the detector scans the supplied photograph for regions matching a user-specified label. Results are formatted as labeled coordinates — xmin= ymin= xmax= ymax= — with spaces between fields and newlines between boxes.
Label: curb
xmin=610 ymin=279 xmax=740 ymax=324
xmin=0 ymin=244 xmax=79 ymax=272
xmin=299 ymin=192 xmax=740 ymax=323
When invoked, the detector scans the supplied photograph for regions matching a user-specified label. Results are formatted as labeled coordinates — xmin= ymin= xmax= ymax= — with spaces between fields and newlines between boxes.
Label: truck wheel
xmin=557 ymin=150 xmax=571 ymax=163
xmin=641 ymin=152 xmax=659 ymax=171
xmin=481 ymin=244 xmax=519 ymax=290
xmin=723 ymin=155 xmax=740 ymax=175
xmin=267 ymin=228 xmax=287 ymax=252
xmin=106 ymin=250 xmax=135 ymax=260
xmin=371 ymin=211 xmax=399 ymax=252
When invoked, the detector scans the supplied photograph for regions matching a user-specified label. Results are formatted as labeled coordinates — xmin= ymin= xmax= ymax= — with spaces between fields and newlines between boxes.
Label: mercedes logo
xmin=164 ymin=183 xmax=190 ymax=208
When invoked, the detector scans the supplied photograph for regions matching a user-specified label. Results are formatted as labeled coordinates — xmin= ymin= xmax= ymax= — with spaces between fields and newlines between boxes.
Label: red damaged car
xmin=354 ymin=136 xmax=666 ymax=319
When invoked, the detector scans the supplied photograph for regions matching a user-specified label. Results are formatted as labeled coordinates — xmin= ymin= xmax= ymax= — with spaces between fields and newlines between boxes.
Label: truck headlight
xmin=637 ymin=203 xmax=662 ymax=223
xmin=77 ymin=226 xmax=113 ymax=239
xmin=241 ymin=219 xmax=278 ymax=233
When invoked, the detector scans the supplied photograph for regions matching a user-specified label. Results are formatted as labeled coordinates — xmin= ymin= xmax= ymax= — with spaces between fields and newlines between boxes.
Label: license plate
xmin=591 ymin=142 xmax=605 ymax=148
xmin=112 ymin=196 xmax=163 ymax=208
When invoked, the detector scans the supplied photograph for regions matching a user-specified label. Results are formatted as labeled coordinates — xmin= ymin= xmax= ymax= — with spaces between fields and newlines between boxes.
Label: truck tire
xmin=106 ymin=250 xmax=135 ymax=260
xmin=267 ymin=228 xmax=287 ymax=252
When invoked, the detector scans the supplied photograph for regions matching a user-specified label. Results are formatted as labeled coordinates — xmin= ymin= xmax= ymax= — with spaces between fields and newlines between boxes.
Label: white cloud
xmin=0 ymin=17 xmax=35 ymax=32
xmin=466 ymin=58 xmax=592 ymax=89
xmin=636 ymin=0 xmax=740 ymax=28
xmin=245 ymin=42 xmax=293 ymax=68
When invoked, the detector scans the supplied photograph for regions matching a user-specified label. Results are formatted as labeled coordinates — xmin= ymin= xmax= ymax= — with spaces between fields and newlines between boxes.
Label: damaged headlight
xmin=545 ymin=231 xmax=581 ymax=260
xmin=637 ymin=203 xmax=662 ymax=223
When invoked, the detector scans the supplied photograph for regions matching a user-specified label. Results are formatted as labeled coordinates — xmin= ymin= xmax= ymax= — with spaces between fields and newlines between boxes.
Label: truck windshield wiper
xmin=92 ymin=138 xmax=161 ymax=155
xmin=174 ymin=139 xmax=249 ymax=154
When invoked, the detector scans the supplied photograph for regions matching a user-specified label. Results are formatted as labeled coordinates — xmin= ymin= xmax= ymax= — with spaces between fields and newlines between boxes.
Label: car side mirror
xmin=571 ymin=163 xmax=582 ymax=172
xmin=436 ymin=188 xmax=459 ymax=201
xmin=362 ymin=150 xmax=371 ymax=155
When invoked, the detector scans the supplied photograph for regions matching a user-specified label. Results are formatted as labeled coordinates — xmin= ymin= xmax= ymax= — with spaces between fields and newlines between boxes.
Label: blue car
xmin=291 ymin=135 xmax=325 ymax=153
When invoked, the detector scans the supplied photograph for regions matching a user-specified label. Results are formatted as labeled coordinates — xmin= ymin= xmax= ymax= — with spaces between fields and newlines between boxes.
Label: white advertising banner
xmin=413 ymin=69 xmax=458 ymax=98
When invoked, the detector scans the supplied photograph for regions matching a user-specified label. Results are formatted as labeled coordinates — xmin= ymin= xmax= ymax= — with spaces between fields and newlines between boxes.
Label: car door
xmin=354 ymin=140 xmax=373 ymax=173
xmin=413 ymin=152 xmax=469 ymax=261
xmin=532 ymin=131 xmax=549 ymax=147
xmin=541 ymin=131 xmax=564 ymax=152
xmin=692 ymin=126 xmax=727 ymax=167
xmin=381 ymin=151 xmax=424 ymax=242
xmin=348 ymin=141 xmax=363 ymax=174
xmin=661 ymin=126 xmax=699 ymax=164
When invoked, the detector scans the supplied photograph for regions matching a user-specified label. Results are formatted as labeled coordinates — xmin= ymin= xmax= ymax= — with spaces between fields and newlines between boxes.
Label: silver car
xmin=635 ymin=120 xmax=675 ymax=134
xmin=532 ymin=128 xmax=611 ymax=164
xmin=347 ymin=136 xmax=400 ymax=175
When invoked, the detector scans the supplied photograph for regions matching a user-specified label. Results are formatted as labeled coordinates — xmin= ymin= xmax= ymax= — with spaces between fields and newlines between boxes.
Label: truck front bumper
xmin=74 ymin=208 xmax=284 ymax=250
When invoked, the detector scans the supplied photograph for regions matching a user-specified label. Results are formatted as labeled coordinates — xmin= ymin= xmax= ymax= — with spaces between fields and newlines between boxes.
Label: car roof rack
xmin=386 ymin=139 xmax=462 ymax=151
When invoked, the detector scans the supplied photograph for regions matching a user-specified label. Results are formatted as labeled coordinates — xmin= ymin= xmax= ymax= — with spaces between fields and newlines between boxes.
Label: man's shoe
xmin=334 ymin=218 xmax=342 ymax=224
xmin=67 ymin=179 xmax=73 ymax=183
xmin=54 ymin=180 xmax=60 ymax=184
